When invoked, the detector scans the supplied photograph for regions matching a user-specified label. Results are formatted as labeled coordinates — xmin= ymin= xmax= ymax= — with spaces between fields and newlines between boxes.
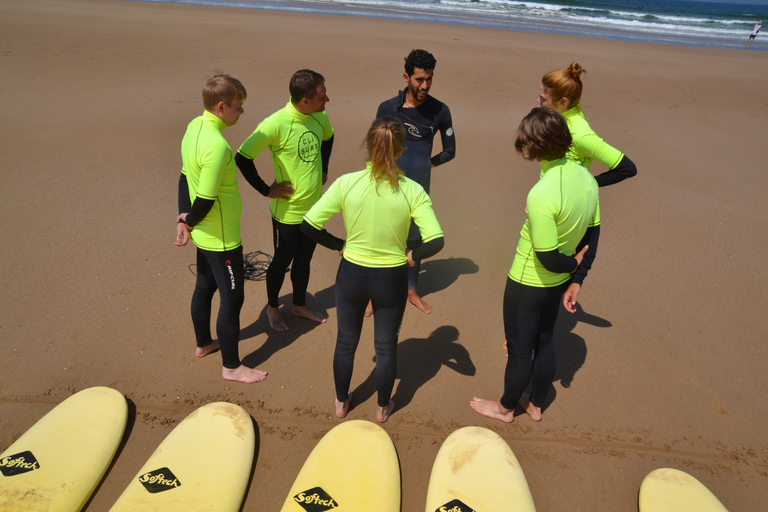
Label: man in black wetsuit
xmin=375 ymin=49 xmax=456 ymax=314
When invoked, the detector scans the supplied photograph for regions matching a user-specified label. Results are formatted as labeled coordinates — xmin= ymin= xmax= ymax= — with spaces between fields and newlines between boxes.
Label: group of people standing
xmin=174 ymin=50 xmax=636 ymax=424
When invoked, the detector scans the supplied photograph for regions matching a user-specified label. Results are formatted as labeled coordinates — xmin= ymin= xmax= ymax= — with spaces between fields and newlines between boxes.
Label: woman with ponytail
xmin=538 ymin=62 xmax=637 ymax=187
xmin=302 ymin=116 xmax=444 ymax=423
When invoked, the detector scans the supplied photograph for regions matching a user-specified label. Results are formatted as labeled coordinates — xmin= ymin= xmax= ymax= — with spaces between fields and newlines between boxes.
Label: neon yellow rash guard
xmin=303 ymin=166 xmax=443 ymax=268
xmin=509 ymin=157 xmax=600 ymax=287
xmin=181 ymin=110 xmax=241 ymax=252
xmin=238 ymin=100 xmax=334 ymax=224
xmin=562 ymin=104 xmax=623 ymax=170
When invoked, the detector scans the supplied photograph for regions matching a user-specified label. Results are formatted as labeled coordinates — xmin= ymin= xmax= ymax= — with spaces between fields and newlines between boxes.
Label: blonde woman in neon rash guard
xmin=537 ymin=62 xmax=637 ymax=187
xmin=302 ymin=117 xmax=444 ymax=423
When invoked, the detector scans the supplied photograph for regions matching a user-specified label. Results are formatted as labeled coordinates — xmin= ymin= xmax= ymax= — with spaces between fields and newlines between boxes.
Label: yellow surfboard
xmin=425 ymin=426 xmax=536 ymax=512
xmin=109 ymin=401 xmax=254 ymax=512
xmin=639 ymin=467 xmax=728 ymax=512
xmin=0 ymin=386 xmax=128 ymax=512
xmin=280 ymin=420 xmax=400 ymax=512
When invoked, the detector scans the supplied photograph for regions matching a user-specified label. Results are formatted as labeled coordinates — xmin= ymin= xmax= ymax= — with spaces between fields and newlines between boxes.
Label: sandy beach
xmin=1 ymin=0 xmax=767 ymax=509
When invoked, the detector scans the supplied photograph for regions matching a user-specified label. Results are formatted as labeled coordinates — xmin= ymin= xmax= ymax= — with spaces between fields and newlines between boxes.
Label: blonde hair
xmin=541 ymin=62 xmax=585 ymax=110
xmin=366 ymin=117 xmax=405 ymax=189
xmin=202 ymin=74 xmax=247 ymax=111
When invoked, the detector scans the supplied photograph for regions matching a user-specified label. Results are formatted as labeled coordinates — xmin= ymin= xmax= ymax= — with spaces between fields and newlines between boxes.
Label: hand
xmin=406 ymin=250 xmax=416 ymax=267
xmin=322 ymin=172 xmax=328 ymax=185
xmin=571 ymin=245 xmax=589 ymax=272
xmin=175 ymin=214 xmax=190 ymax=246
xmin=563 ymin=283 xmax=581 ymax=313
xmin=338 ymin=246 xmax=344 ymax=257
xmin=267 ymin=180 xmax=294 ymax=199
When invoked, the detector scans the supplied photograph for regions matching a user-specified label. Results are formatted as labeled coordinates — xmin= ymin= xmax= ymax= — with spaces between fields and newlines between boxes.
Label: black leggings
xmin=191 ymin=246 xmax=244 ymax=369
xmin=500 ymin=277 xmax=569 ymax=410
xmin=333 ymin=259 xmax=407 ymax=406
xmin=266 ymin=219 xmax=317 ymax=308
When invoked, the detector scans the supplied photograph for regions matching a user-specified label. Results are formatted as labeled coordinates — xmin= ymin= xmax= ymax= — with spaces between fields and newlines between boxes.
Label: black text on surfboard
xmin=436 ymin=499 xmax=476 ymax=512
xmin=0 ymin=451 xmax=40 ymax=476
xmin=138 ymin=467 xmax=182 ymax=493
xmin=293 ymin=486 xmax=339 ymax=511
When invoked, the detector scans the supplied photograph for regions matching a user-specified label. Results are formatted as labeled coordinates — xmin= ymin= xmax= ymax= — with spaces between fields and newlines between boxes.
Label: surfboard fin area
xmin=0 ymin=386 xmax=128 ymax=512
xmin=638 ymin=467 xmax=729 ymax=512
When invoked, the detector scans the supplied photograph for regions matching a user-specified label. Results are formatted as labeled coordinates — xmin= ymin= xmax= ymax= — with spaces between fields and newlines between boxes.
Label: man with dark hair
xmin=375 ymin=49 xmax=455 ymax=314
xmin=235 ymin=69 xmax=334 ymax=331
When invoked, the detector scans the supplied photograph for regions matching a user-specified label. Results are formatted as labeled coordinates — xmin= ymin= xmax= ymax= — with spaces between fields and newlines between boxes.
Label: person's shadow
xmin=350 ymin=325 xmax=475 ymax=414
xmin=416 ymin=257 xmax=480 ymax=297
xmin=238 ymin=283 xmax=336 ymax=368
xmin=536 ymin=302 xmax=611 ymax=411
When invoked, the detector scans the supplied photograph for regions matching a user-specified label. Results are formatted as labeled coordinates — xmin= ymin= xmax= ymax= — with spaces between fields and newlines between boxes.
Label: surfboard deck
xmin=280 ymin=419 xmax=400 ymax=512
xmin=425 ymin=426 xmax=536 ymax=512
xmin=109 ymin=401 xmax=255 ymax=512
xmin=0 ymin=386 xmax=128 ymax=512
xmin=639 ymin=467 xmax=728 ymax=512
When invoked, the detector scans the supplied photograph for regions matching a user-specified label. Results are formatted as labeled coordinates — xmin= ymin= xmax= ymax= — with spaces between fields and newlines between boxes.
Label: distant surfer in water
xmin=302 ymin=117 xmax=444 ymax=423
xmin=471 ymin=108 xmax=599 ymax=423
xmin=537 ymin=62 xmax=637 ymax=188
xmin=746 ymin=20 xmax=761 ymax=50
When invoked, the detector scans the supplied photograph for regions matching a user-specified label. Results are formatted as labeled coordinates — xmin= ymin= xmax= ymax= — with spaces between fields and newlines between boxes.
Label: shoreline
xmin=132 ymin=0 xmax=768 ymax=52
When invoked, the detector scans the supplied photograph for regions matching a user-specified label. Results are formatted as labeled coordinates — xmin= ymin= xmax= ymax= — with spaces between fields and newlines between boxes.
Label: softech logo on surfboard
xmin=292 ymin=486 xmax=338 ymax=511
xmin=436 ymin=499 xmax=476 ymax=512
xmin=138 ymin=467 xmax=181 ymax=493
xmin=0 ymin=451 xmax=40 ymax=476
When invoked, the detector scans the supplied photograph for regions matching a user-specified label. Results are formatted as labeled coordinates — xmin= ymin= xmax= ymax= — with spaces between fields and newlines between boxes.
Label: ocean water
xmin=134 ymin=0 xmax=768 ymax=51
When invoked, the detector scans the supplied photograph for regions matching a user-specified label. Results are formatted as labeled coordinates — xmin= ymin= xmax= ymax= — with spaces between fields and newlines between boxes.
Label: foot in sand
xmin=376 ymin=400 xmax=395 ymax=423
xmin=408 ymin=289 xmax=431 ymax=314
xmin=267 ymin=306 xmax=290 ymax=332
xmin=222 ymin=365 xmax=268 ymax=384
xmin=364 ymin=299 xmax=373 ymax=318
xmin=335 ymin=392 xmax=351 ymax=418
xmin=470 ymin=397 xmax=515 ymax=423
xmin=195 ymin=340 xmax=220 ymax=358
xmin=292 ymin=305 xmax=327 ymax=324
xmin=518 ymin=393 xmax=542 ymax=421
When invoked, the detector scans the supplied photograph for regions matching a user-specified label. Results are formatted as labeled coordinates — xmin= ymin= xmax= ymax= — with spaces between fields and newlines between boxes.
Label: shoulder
xmin=377 ymin=95 xmax=400 ymax=113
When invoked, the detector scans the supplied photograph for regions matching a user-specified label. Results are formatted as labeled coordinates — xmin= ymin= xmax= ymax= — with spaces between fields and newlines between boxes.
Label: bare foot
xmin=376 ymin=400 xmax=395 ymax=423
xmin=470 ymin=397 xmax=515 ymax=423
xmin=364 ymin=300 xmax=373 ymax=318
xmin=335 ymin=392 xmax=351 ymax=418
xmin=267 ymin=306 xmax=290 ymax=332
xmin=292 ymin=305 xmax=327 ymax=324
xmin=222 ymin=365 xmax=268 ymax=384
xmin=407 ymin=289 xmax=431 ymax=314
xmin=195 ymin=340 xmax=220 ymax=358
xmin=519 ymin=394 xmax=542 ymax=421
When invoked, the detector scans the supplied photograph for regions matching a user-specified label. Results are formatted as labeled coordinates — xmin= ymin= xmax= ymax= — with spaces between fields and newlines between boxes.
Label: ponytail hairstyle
xmin=541 ymin=62 xmax=585 ymax=110
xmin=366 ymin=116 xmax=405 ymax=189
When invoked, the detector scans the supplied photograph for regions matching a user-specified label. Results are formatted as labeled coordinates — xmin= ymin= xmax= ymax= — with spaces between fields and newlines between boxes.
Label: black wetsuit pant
xmin=191 ymin=246 xmax=244 ymax=369
xmin=333 ymin=259 xmax=407 ymax=407
xmin=500 ymin=277 xmax=569 ymax=410
xmin=266 ymin=219 xmax=317 ymax=308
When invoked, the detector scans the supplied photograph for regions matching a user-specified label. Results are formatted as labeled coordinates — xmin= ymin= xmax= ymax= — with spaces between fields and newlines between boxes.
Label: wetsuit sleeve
xmin=178 ymin=173 xmax=191 ymax=214
xmin=411 ymin=236 xmax=444 ymax=261
xmin=594 ymin=155 xmax=637 ymax=187
xmin=321 ymin=135 xmax=334 ymax=176
xmin=571 ymin=225 xmax=600 ymax=286
xmin=574 ymin=127 xmax=623 ymax=170
xmin=430 ymin=104 xmax=456 ymax=167
xmin=536 ymin=249 xmax=578 ymax=274
xmin=185 ymin=197 xmax=215 ymax=228
xmin=235 ymin=152 xmax=271 ymax=196
xmin=300 ymin=220 xmax=344 ymax=251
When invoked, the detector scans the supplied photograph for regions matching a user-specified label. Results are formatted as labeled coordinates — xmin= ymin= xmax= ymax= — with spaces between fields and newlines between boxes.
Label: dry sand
xmin=1 ymin=0 xmax=767 ymax=510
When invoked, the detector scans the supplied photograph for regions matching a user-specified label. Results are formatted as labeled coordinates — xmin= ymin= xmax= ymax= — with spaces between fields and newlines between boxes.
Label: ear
xmin=559 ymin=97 xmax=570 ymax=108
xmin=403 ymin=72 xmax=410 ymax=83
xmin=215 ymin=101 xmax=226 ymax=113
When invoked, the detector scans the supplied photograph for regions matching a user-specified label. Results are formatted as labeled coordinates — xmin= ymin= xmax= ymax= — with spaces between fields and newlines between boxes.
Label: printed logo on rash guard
xmin=0 ymin=451 xmax=40 ymax=476
xmin=298 ymin=131 xmax=321 ymax=163
xmin=292 ymin=486 xmax=338 ymax=511
xmin=138 ymin=467 xmax=181 ymax=493
xmin=436 ymin=499 xmax=476 ymax=512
